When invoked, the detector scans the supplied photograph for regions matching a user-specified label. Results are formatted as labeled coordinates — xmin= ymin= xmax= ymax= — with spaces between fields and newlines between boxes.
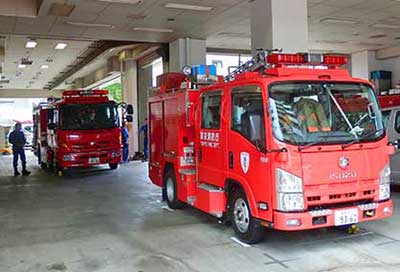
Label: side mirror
xmin=127 ymin=104 xmax=134 ymax=115
xmin=48 ymin=123 xmax=56 ymax=130
xmin=125 ymin=115 xmax=133 ymax=123
xmin=389 ymin=140 xmax=400 ymax=149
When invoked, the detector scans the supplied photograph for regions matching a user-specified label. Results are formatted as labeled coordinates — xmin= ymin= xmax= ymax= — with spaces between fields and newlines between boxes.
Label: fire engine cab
xmin=148 ymin=51 xmax=394 ymax=243
xmin=379 ymin=91 xmax=400 ymax=184
xmin=33 ymin=90 xmax=133 ymax=176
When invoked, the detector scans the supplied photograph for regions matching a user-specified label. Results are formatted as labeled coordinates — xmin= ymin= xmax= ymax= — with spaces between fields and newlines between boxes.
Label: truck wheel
xmin=164 ymin=168 xmax=184 ymax=209
xmin=109 ymin=163 xmax=119 ymax=170
xmin=230 ymin=189 xmax=264 ymax=244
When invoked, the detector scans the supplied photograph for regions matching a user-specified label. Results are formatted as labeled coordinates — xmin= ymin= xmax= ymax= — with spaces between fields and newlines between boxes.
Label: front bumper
xmin=272 ymin=199 xmax=393 ymax=231
xmin=58 ymin=149 xmax=121 ymax=169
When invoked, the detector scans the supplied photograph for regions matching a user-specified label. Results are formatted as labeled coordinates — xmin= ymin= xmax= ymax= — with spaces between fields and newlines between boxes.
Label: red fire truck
xmin=378 ymin=92 xmax=400 ymax=184
xmin=148 ymin=52 xmax=394 ymax=243
xmin=33 ymin=90 xmax=133 ymax=176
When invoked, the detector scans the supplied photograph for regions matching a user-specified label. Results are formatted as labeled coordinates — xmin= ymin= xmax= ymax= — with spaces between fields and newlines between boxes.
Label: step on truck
xmin=148 ymin=52 xmax=394 ymax=244
xmin=33 ymin=90 xmax=133 ymax=176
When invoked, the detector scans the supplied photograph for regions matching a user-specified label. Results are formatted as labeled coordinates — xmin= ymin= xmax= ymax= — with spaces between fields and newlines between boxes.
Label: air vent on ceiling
xmin=48 ymin=3 xmax=75 ymax=17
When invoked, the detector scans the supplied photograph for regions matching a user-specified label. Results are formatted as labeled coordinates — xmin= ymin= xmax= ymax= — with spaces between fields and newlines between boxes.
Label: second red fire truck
xmin=33 ymin=90 xmax=133 ymax=176
xmin=148 ymin=51 xmax=394 ymax=243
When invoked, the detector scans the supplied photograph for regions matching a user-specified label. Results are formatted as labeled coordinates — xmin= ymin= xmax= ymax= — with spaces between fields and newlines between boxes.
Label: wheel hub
xmin=234 ymin=197 xmax=250 ymax=233
xmin=166 ymin=177 xmax=174 ymax=202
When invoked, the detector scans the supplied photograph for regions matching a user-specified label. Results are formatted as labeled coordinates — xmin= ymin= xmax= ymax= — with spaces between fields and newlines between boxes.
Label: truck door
xmin=385 ymin=108 xmax=400 ymax=182
xmin=227 ymin=85 xmax=272 ymax=220
xmin=196 ymin=90 xmax=226 ymax=187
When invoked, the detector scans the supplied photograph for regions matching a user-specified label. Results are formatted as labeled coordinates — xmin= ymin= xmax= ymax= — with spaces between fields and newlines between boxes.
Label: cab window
xmin=201 ymin=91 xmax=222 ymax=129
xmin=231 ymin=85 xmax=265 ymax=150
xmin=395 ymin=111 xmax=400 ymax=133
xmin=382 ymin=110 xmax=391 ymax=129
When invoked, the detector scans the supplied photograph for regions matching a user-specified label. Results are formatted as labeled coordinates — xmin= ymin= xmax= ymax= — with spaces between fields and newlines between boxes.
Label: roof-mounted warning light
xmin=267 ymin=53 xmax=347 ymax=67
xmin=62 ymin=90 xmax=109 ymax=97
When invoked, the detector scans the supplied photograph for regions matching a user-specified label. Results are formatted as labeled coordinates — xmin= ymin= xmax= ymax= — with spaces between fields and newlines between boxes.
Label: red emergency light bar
xmin=62 ymin=90 xmax=109 ymax=97
xmin=266 ymin=53 xmax=347 ymax=67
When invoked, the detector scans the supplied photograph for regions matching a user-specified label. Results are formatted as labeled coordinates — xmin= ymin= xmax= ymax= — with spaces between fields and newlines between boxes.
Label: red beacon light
xmin=266 ymin=53 xmax=347 ymax=67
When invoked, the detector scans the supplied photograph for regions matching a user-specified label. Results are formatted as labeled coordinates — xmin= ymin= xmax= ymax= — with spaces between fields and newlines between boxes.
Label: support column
xmin=169 ymin=38 xmax=206 ymax=72
xmin=121 ymin=59 xmax=138 ymax=155
xmin=250 ymin=0 xmax=308 ymax=55
xmin=351 ymin=50 xmax=381 ymax=81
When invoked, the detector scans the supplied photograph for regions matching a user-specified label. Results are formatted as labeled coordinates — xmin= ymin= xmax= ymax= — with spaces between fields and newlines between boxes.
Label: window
xmin=152 ymin=57 xmax=163 ymax=87
xmin=201 ymin=92 xmax=222 ymax=129
xmin=269 ymin=82 xmax=384 ymax=145
xmin=382 ymin=110 xmax=391 ymax=129
xmin=395 ymin=111 xmax=400 ymax=133
xmin=206 ymin=53 xmax=252 ymax=76
xmin=231 ymin=85 xmax=265 ymax=150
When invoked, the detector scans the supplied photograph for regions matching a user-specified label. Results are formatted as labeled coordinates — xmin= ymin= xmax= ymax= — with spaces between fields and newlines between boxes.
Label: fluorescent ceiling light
xmin=55 ymin=43 xmax=68 ymax=50
xmin=133 ymin=27 xmax=174 ymax=33
xmin=97 ymin=0 xmax=142 ymax=4
xmin=66 ymin=21 xmax=114 ymax=28
xmin=18 ymin=64 xmax=26 ymax=69
xmin=25 ymin=40 xmax=37 ymax=49
xmin=320 ymin=18 xmax=357 ymax=24
xmin=371 ymin=23 xmax=400 ymax=29
xmin=41 ymin=64 xmax=49 ymax=69
xmin=164 ymin=3 xmax=213 ymax=11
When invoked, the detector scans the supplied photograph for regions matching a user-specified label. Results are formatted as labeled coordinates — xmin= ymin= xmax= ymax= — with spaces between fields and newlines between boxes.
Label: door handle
xmin=229 ymin=151 xmax=234 ymax=169
xmin=198 ymin=148 xmax=203 ymax=162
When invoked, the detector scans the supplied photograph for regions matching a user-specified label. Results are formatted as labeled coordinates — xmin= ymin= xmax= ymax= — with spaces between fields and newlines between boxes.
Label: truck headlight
xmin=379 ymin=164 xmax=391 ymax=201
xmin=63 ymin=154 xmax=74 ymax=161
xmin=111 ymin=151 xmax=121 ymax=158
xmin=276 ymin=168 xmax=304 ymax=211
xmin=277 ymin=193 xmax=304 ymax=211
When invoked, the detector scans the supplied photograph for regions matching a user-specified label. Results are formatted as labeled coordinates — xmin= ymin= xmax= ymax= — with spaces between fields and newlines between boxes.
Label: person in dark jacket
xmin=139 ymin=118 xmax=148 ymax=162
xmin=121 ymin=122 xmax=129 ymax=163
xmin=8 ymin=123 xmax=31 ymax=176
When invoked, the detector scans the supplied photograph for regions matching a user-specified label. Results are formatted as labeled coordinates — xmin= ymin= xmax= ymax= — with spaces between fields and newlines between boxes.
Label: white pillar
xmin=169 ymin=38 xmax=206 ymax=72
xmin=250 ymin=0 xmax=308 ymax=55
xmin=351 ymin=50 xmax=381 ymax=80
xmin=121 ymin=60 xmax=139 ymax=155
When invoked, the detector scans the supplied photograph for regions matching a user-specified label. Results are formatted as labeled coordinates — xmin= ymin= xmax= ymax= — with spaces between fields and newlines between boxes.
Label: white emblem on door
xmin=240 ymin=152 xmax=250 ymax=174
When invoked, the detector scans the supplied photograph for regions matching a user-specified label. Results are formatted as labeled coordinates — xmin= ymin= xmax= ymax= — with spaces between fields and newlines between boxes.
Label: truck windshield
xmin=269 ymin=82 xmax=384 ymax=145
xmin=60 ymin=102 xmax=119 ymax=130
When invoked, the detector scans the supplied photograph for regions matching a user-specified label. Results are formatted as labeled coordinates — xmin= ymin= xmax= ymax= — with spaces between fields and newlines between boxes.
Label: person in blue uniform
xmin=139 ymin=118 xmax=148 ymax=162
xmin=121 ymin=122 xmax=129 ymax=163
xmin=8 ymin=123 xmax=31 ymax=176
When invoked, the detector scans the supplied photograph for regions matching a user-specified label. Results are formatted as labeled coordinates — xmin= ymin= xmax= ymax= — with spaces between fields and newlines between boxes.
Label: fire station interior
xmin=2 ymin=0 xmax=400 ymax=271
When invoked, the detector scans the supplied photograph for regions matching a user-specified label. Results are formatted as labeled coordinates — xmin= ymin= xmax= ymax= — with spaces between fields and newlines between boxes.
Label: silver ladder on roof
xmin=224 ymin=48 xmax=282 ymax=82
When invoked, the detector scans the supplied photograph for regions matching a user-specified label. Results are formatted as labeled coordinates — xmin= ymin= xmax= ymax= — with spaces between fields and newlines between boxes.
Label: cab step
xmin=194 ymin=183 xmax=226 ymax=218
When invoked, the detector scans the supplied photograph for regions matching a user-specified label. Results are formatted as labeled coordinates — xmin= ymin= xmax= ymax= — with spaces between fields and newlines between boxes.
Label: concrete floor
xmin=0 ymin=153 xmax=399 ymax=272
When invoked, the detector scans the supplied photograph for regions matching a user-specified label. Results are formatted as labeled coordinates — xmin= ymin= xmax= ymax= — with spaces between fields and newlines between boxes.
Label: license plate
xmin=334 ymin=208 xmax=358 ymax=226
xmin=89 ymin=157 xmax=100 ymax=164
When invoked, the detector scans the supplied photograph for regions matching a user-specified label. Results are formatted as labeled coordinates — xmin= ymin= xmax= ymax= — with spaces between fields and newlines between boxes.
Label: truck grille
xmin=305 ymin=182 xmax=376 ymax=209
xmin=71 ymin=141 xmax=110 ymax=150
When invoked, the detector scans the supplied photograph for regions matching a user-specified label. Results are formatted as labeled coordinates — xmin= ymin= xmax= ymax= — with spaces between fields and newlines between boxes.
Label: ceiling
xmin=1 ymin=0 xmax=400 ymax=91
xmin=3 ymin=36 xmax=92 ymax=89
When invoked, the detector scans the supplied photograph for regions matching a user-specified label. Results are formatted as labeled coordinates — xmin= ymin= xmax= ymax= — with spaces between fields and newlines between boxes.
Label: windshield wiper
xmin=298 ymin=136 xmax=327 ymax=151
xmin=341 ymin=129 xmax=384 ymax=150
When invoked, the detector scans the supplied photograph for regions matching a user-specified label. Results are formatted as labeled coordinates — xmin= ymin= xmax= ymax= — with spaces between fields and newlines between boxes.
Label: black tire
xmin=229 ymin=189 xmax=264 ymax=244
xmin=109 ymin=163 xmax=119 ymax=170
xmin=164 ymin=168 xmax=184 ymax=209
